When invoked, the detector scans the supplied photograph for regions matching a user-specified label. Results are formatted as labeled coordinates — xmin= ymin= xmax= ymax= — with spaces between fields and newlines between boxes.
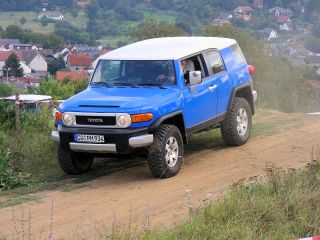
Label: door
xmin=204 ymin=49 xmax=231 ymax=116
xmin=182 ymin=54 xmax=218 ymax=129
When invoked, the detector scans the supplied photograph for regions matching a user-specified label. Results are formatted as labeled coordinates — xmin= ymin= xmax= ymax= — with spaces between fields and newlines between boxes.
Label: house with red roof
xmin=269 ymin=7 xmax=294 ymax=17
xmin=253 ymin=0 xmax=263 ymax=9
xmin=234 ymin=6 xmax=254 ymax=16
xmin=306 ymin=80 xmax=320 ymax=89
xmin=67 ymin=53 xmax=92 ymax=72
xmin=56 ymin=70 xmax=88 ymax=81
xmin=0 ymin=51 xmax=32 ymax=76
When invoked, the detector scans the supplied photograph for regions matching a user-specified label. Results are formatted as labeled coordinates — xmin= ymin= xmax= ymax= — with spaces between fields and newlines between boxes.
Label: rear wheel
xmin=221 ymin=97 xmax=252 ymax=146
xmin=148 ymin=124 xmax=184 ymax=178
xmin=57 ymin=145 xmax=94 ymax=175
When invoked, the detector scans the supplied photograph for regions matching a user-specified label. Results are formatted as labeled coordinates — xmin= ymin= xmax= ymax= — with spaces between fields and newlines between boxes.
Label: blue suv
xmin=52 ymin=37 xmax=257 ymax=178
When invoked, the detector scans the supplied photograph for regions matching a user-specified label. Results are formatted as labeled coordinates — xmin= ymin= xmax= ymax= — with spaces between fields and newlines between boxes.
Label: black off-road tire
xmin=57 ymin=145 xmax=94 ymax=175
xmin=148 ymin=124 xmax=184 ymax=178
xmin=221 ymin=97 xmax=252 ymax=146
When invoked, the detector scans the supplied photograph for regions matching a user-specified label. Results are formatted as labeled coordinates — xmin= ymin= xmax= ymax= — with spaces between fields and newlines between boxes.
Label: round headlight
xmin=117 ymin=114 xmax=131 ymax=128
xmin=62 ymin=113 xmax=75 ymax=126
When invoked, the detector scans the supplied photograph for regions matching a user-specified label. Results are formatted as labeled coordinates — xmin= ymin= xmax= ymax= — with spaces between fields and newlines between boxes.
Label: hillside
xmin=0 ymin=0 xmax=319 ymax=47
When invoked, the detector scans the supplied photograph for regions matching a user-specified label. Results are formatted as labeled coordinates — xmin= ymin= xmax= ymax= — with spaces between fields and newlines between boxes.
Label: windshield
xmin=91 ymin=60 xmax=176 ymax=86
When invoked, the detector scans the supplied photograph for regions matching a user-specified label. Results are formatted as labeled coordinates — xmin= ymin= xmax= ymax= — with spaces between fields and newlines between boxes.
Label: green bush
xmin=36 ymin=77 xmax=88 ymax=100
xmin=0 ymin=83 xmax=13 ymax=97
xmin=0 ymin=140 xmax=29 ymax=191
xmin=0 ymin=101 xmax=15 ymax=131
xmin=4 ymin=108 xmax=58 ymax=174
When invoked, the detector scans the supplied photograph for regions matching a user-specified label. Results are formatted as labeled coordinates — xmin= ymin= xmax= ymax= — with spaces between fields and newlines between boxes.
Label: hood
xmin=59 ymin=86 xmax=181 ymax=114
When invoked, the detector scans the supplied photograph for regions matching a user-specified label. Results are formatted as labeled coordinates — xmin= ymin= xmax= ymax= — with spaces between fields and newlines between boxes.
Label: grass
xmin=0 ymin=11 xmax=55 ymax=33
xmin=140 ymin=8 xmax=177 ymax=23
xmin=0 ymin=8 xmax=176 ymax=47
xmin=0 ymin=194 xmax=42 ymax=209
xmin=105 ymin=152 xmax=320 ymax=240
xmin=0 ymin=11 xmax=88 ymax=34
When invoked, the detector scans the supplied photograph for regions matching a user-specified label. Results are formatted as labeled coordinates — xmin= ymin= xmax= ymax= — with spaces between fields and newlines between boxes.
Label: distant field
xmin=141 ymin=8 xmax=177 ymax=23
xmin=0 ymin=11 xmax=88 ymax=34
xmin=97 ymin=35 xmax=130 ymax=48
xmin=0 ymin=11 xmax=55 ymax=33
xmin=0 ymin=9 xmax=177 ymax=46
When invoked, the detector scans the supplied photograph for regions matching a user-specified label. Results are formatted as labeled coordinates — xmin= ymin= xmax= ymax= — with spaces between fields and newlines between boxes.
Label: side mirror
xmin=88 ymin=70 xmax=94 ymax=83
xmin=189 ymin=71 xmax=202 ymax=85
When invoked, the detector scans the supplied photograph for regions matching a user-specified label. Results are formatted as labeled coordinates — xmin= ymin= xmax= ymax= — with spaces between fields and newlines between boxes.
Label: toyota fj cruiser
xmin=52 ymin=37 xmax=257 ymax=178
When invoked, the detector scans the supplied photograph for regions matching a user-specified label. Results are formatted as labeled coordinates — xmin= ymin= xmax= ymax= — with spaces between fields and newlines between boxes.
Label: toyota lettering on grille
xmin=87 ymin=118 xmax=104 ymax=123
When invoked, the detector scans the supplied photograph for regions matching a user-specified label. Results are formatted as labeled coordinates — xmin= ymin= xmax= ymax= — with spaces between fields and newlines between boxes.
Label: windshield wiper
xmin=137 ymin=83 xmax=167 ymax=89
xmin=112 ymin=82 xmax=139 ymax=88
xmin=91 ymin=82 xmax=114 ymax=88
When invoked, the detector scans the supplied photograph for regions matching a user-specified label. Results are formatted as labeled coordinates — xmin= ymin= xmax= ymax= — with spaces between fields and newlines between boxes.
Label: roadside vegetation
xmin=0 ymin=80 xmax=87 ymax=191
xmin=104 ymin=151 xmax=320 ymax=240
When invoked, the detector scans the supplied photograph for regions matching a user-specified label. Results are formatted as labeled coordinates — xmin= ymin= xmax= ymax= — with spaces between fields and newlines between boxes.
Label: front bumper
xmin=51 ymin=126 xmax=153 ymax=154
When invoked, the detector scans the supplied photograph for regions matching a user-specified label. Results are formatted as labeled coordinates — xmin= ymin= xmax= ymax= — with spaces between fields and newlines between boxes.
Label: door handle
xmin=208 ymin=85 xmax=217 ymax=91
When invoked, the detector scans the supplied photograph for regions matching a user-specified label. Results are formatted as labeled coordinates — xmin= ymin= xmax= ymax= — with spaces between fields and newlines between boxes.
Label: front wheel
xmin=57 ymin=145 xmax=94 ymax=175
xmin=148 ymin=124 xmax=184 ymax=178
xmin=221 ymin=97 xmax=252 ymax=146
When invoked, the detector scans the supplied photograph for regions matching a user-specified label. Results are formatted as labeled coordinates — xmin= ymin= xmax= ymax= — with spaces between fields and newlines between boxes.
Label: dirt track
xmin=1 ymin=111 xmax=320 ymax=239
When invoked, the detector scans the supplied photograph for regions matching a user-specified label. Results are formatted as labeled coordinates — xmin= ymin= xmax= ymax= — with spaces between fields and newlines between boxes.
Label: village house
xmin=234 ymin=6 xmax=254 ymax=16
xmin=305 ymin=56 xmax=320 ymax=70
xmin=67 ymin=53 xmax=92 ymax=71
xmin=253 ymin=0 xmax=263 ymax=9
xmin=234 ymin=6 xmax=254 ymax=21
xmin=9 ymin=43 xmax=33 ymax=51
xmin=212 ymin=13 xmax=232 ymax=26
xmin=264 ymin=28 xmax=278 ymax=41
xmin=77 ymin=0 xmax=91 ymax=8
xmin=306 ymin=80 xmax=320 ymax=89
xmin=276 ymin=16 xmax=293 ymax=31
xmin=269 ymin=7 xmax=294 ymax=17
xmin=20 ymin=50 xmax=48 ymax=72
xmin=38 ymin=11 xmax=64 ymax=21
xmin=55 ymin=47 xmax=71 ymax=63
xmin=0 ymin=51 xmax=32 ymax=76
xmin=39 ymin=49 xmax=55 ymax=62
xmin=0 ymin=39 xmax=20 ymax=51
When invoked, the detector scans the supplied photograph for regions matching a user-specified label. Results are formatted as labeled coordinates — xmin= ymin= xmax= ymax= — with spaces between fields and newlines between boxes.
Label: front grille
xmin=76 ymin=116 xmax=116 ymax=126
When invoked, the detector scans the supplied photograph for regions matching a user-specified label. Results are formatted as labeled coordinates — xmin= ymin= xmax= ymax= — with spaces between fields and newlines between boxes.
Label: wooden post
xmin=15 ymin=93 xmax=20 ymax=133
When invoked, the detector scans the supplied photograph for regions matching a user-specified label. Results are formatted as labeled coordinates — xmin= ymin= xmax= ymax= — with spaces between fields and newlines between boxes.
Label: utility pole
xmin=15 ymin=92 xmax=20 ymax=133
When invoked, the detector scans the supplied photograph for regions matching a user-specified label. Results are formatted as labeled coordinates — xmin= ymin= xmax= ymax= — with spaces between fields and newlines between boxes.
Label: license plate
xmin=74 ymin=134 xmax=105 ymax=143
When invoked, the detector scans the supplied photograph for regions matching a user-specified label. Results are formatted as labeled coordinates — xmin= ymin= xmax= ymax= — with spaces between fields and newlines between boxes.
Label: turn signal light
xmin=55 ymin=111 xmax=62 ymax=120
xmin=248 ymin=65 xmax=255 ymax=76
xmin=131 ymin=113 xmax=153 ymax=123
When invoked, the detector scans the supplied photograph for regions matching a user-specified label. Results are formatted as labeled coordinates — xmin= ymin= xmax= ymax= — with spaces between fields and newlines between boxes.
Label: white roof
xmin=0 ymin=94 xmax=52 ymax=102
xmin=100 ymin=37 xmax=237 ymax=61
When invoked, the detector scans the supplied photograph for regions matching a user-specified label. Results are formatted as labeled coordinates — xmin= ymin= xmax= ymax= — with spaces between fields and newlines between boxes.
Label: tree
xmin=131 ymin=19 xmax=187 ymax=41
xmin=4 ymin=53 xmax=23 ymax=77
xmin=3 ymin=25 xmax=27 ymax=43
xmin=48 ymin=57 xmax=66 ymax=75
xmin=40 ymin=16 xmax=49 ymax=26
xmin=305 ymin=36 xmax=320 ymax=53
xmin=19 ymin=17 xmax=27 ymax=25
xmin=312 ymin=24 xmax=320 ymax=38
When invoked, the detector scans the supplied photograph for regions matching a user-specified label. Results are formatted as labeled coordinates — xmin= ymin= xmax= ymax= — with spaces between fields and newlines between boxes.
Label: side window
xmin=182 ymin=54 xmax=208 ymax=84
xmin=231 ymin=44 xmax=247 ymax=65
xmin=206 ymin=50 xmax=225 ymax=75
